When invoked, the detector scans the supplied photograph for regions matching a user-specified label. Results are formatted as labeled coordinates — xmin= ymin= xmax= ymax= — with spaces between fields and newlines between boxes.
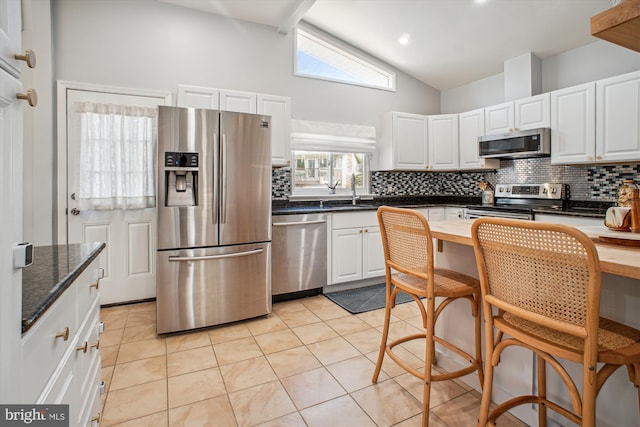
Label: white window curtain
xmin=290 ymin=119 xmax=377 ymax=153
xmin=75 ymin=102 xmax=157 ymax=210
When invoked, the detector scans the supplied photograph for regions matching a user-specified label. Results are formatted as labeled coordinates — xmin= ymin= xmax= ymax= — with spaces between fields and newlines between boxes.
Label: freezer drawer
xmin=272 ymin=214 xmax=327 ymax=295
xmin=156 ymin=243 xmax=271 ymax=334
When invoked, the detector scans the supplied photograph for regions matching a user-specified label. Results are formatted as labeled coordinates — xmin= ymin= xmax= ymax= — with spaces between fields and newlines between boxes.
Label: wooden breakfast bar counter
xmin=424 ymin=219 xmax=640 ymax=427
xmin=428 ymin=219 xmax=640 ymax=280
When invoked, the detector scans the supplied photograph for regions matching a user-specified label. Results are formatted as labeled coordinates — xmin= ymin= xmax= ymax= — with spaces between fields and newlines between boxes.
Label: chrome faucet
xmin=351 ymin=174 xmax=357 ymax=205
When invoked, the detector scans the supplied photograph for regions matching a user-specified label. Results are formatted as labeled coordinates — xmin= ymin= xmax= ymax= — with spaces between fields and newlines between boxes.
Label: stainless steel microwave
xmin=478 ymin=128 xmax=550 ymax=159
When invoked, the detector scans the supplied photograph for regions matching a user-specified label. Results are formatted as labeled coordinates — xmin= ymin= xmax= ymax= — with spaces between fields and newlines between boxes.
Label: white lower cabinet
xmin=330 ymin=211 xmax=385 ymax=285
xmin=23 ymin=258 xmax=103 ymax=426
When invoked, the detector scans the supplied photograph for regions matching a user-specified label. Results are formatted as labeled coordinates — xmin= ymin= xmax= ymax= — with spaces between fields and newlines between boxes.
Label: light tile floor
xmin=99 ymin=296 xmax=529 ymax=427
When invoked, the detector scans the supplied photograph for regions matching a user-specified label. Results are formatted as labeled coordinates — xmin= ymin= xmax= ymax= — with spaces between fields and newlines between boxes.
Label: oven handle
xmin=465 ymin=211 xmax=533 ymax=221
xmin=168 ymin=248 xmax=263 ymax=262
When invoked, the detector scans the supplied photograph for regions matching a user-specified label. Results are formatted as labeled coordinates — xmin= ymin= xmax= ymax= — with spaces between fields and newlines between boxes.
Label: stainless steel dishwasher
xmin=272 ymin=213 xmax=327 ymax=296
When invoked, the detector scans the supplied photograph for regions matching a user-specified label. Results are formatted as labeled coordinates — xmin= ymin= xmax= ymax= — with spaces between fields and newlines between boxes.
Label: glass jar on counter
xmin=617 ymin=179 xmax=639 ymax=207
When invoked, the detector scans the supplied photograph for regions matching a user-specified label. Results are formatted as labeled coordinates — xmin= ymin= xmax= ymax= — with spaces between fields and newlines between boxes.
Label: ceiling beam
xmin=277 ymin=0 xmax=316 ymax=35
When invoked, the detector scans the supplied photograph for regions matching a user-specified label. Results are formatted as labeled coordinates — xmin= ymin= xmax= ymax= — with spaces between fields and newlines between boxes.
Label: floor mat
xmin=324 ymin=283 xmax=418 ymax=314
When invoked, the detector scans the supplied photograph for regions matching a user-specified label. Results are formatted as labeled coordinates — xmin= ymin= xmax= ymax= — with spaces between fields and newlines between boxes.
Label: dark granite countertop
xmin=272 ymin=196 xmax=478 ymax=215
xmin=272 ymin=196 xmax=612 ymax=219
xmin=22 ymin=242 xmax=106 ymax=334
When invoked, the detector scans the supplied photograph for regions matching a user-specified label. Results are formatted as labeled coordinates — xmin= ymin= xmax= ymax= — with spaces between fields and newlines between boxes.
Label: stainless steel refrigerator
xmin=156 ymin=106 xmax=272 ymax=334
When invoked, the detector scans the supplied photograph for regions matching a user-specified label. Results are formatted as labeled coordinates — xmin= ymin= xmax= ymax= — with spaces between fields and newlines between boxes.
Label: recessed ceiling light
xmin=398 ymin=33 xmax=410 ymax=45
xmin=475 ymin=0 xmax=488 ymax=4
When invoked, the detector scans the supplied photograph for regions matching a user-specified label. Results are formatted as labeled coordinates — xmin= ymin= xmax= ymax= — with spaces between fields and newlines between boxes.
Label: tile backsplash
xmin=273 ymin=160 xmax=640 ymax=201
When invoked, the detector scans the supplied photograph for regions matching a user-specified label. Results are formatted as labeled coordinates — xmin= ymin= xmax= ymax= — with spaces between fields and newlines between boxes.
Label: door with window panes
xmin=64 ymin=86 xmax=170 ymax=304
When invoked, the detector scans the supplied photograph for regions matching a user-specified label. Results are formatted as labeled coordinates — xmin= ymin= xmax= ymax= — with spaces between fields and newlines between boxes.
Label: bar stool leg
xmin=537 ymin=355 xmax=547 ymax=427
xmin=372 ymin=283 xmax=394 ymax=383
xmin=423 ymin=295 xmax=436 ymax=427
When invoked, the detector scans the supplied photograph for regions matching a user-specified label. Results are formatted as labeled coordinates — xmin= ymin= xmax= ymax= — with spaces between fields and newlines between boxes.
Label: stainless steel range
xmin=465 ymin=183 xmax=567 ymax=220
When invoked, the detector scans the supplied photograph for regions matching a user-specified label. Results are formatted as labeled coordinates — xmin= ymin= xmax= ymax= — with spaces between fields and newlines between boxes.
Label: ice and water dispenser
xmin=163 ymin=152 xmax=198 ymax=207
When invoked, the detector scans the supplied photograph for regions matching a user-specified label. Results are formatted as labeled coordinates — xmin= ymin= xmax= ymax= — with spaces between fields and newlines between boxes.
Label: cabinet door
xmin=550 ymin=82 xmax=596 ymax=164
xmin=177 ymin=84 xmax=220 ymax=109
xmin=257 ymin=94 xmax=291 ymax=167
xmin=220 ymin=89 xmax=256 ymax=113
xmin=362 ymin=226 xmax=385 ymax=279
xmin=0 ymin=0 xmax=21 ymax=75
xmin=393 ymin=112 xmax=428 ymax=169
xmin=459 ymin=109 xmax=500 ymax=170
xmin=428 ymin=114 xmax=458 ymax=170
xmin=485 ymin=102 xmax=514 ymax=135
xmin=515 ymin=93 xmax=550 ymax=130
xmin=0 ymin=68 xmax=23 ymax=401
xmin=596 ymin=71 xmax=640 ymax=163
xmin=331 ymin=228 xmax=363 ymax=284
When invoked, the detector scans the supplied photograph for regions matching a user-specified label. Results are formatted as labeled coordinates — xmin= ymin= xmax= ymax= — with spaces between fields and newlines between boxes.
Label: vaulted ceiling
xmin=160 ymin=0 xmax=617 ymax=90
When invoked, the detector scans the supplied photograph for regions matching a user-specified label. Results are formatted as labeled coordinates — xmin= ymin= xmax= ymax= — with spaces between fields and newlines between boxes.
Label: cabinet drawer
xmin=76 ymin=264 xmax=101 ymax=324
xmin=22 ymin=285 xmax=78 ymax=402
xmin=332 ymin=211 xmax=378 ymax=229
xmin=76 ymin=298 xmax=101 ymax=403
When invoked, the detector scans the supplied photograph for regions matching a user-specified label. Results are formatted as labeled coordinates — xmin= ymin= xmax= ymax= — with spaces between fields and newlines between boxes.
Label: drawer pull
xmin=90 ymin=412 xmax=101 ymax=423
xmin=14 ymin=49 xmax=36 ymax=68
xmin=16 ymin=88 xmax=38 ymax=107
xmin=89 ymin=281 xmax=99 ymax=290
xmin=90 ymin=340 xmax=100 ymax=351
xmin=55 ymin=327 xmax=69 ymax=341
xmin=76 ymin=341 xmax=88 ymax=353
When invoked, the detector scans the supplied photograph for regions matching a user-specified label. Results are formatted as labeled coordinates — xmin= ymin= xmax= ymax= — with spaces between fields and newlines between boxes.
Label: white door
xmin=62 ymin=85 xmax=171 ymax=304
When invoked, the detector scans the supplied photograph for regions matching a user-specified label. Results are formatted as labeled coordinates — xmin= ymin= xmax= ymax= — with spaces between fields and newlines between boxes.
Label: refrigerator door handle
xmin=168 ymin=248 xmax=263 ymax=262
xmin=273 ymin=220 xmax=327 ymax=227
xmin=220 ymin=133 xmax=227 ymax=224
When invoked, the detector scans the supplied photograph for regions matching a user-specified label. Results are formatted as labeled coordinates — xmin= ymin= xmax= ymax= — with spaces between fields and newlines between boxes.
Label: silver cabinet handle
xmin=70 ymin=208 xmax=80 ymax=215
xmin=169 ymin=248 xmax=263 ymax=262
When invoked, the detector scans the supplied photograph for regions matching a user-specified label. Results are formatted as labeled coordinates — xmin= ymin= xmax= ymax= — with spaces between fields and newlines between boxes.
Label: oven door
xmin=465 ymin=209 xmax=534 ymax=221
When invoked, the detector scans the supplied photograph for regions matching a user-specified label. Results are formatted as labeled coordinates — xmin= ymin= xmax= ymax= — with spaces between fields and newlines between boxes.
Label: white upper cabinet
xmin=486 ymin=93 xmax=550 ymax=135
xmin=257 ymin=94 xmax=291 ymax=167
xmin=376 ymin=111 xmax=428 ymax=170
xmin=514 ymin=93 xmax=550 ymax=130
xmin=484 ymin=102 xmax=514 ymax=135
xmin=550 ymin=82 xmax=596 ymax=164
xmin=220 ymin=89 xmax=257 ymax=113
xmin=596 ymin=71 xmax=640 ymax=163
xmin=428 ymin=114 xmax=458 ymax=170
xmin=177 ymin=84 xmax=220 ymax=109
xmin=0 ymin=0 xmax=21 ymax=76
xmin=177 ymin=85 xmax=292 ymax=166
xmin=458 ymin=108 xmax=499 ymax=170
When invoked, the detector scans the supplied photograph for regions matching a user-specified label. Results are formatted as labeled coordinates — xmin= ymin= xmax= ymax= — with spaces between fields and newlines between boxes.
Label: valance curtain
xmin=290 ymin=119 xmax=377 ymax=153
xmin=75 ymin=102 xmax=157 ymax=210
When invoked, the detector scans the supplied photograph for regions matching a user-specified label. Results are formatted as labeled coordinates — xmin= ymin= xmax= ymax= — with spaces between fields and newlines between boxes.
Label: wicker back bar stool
xmin=471 ymin=217 xmax=640 ymax=427
xmin=372 ymin=206 xmax=484 ymax=426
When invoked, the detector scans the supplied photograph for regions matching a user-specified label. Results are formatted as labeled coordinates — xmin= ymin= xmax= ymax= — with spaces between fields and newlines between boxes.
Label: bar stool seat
xmin=372 ymin=206 xmax=484 ymax=426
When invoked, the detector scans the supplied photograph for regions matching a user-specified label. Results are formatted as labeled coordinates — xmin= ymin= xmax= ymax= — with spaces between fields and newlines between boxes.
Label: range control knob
xmin=551 ymin=187 xmax=557 ymax=194
xmin=542 ymin=188 xmax=548 ymax=194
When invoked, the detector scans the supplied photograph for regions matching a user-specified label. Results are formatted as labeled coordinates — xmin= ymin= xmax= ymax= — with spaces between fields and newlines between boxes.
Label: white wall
xmin=441 ymin=40 xmax=640 ymax=113
xmin=26 ymin=0 xmax=439 ymax=245
xmin=51 ymin=0 xmax=440 ymax=123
